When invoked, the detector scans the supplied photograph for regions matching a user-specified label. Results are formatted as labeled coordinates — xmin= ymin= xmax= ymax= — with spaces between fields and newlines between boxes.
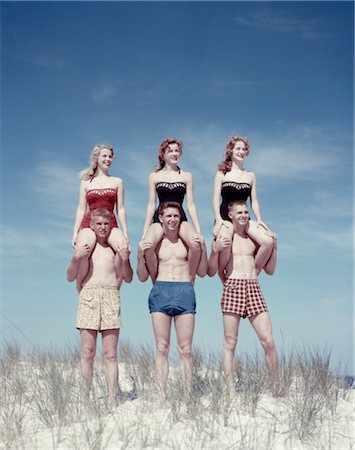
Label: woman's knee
xmin=217 ymin=222 xmax=233 ymax=239
xmin=145 ymin=223 xmax=163 ymax=246
xmin=77 ymin=229 xmax=96 ymax=251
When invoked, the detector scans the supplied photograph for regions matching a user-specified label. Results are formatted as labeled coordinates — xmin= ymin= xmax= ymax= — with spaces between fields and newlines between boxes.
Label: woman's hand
xmin=212 ymin=220 xmax=224 ymax=238
xmin=71 ymin=232 xmax=78 ymax=248
xmin=256 ymin=219 xmax=269 ymax=231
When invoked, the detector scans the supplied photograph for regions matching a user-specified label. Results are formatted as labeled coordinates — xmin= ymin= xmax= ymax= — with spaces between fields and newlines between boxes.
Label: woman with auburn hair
xmin=212 ymin=135 xmax=274 ymax=276
xmin=72 ymin=143 xmax=128 ymax=291
xmin=141 ymin=137 xmax=203 ymax=281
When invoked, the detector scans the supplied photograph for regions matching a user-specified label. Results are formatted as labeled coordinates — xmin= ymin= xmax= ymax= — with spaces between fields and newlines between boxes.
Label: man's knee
xmin=178 ymin=342 xmax=192 ymax=359
xmin=156 ymin=341 xmax=170 ymax=357
xmin=103 ymin=347 xmax=117 ymax=364
xmin=260 ymin=336 xmax=276 ymax=353
xmin=81 ymin=345 xmax=96 ymax=362
xmin=224 ymin=333 xmax=238 ymax=353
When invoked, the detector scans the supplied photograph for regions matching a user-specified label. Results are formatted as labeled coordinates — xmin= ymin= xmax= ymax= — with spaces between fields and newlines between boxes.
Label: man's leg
xmin=151 ymin=312 xmax=172 ymax=405
xmin=249 ymin=312 xmax=279 ymax=382
xmin=222 ymin=313 xmax=241 ymax=393
xmin=102 ymin=329 xmax=120 ymax=409
xmin=174 ymin=313 xmax=195 ymax=397
xmin=80 ymin=329 xmax=97 ymax=407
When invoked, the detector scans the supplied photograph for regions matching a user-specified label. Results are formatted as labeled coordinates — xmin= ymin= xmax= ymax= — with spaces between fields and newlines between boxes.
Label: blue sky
xmin=1 ymin=1 xmax=353 ymax=372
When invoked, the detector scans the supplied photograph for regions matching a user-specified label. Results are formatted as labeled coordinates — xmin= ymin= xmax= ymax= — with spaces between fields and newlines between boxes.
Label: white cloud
xmin=92 ymin=80 xmax=120 ymax=103
xmin=231 ymin=10 xmax=340 ymax=40
xmin=30 ymin=155 xmax=79 ymax=220
xmin=0 ymin=226 xmax=69 ymax=262
xmin=17 ymin=54 xmax=65 ymax=70
xmin=276 ymin=219 xmax=353 ymax=261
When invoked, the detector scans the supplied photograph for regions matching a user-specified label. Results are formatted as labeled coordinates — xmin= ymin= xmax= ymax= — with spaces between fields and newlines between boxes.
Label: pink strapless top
xmin=80 ymin=188 xmax=118 ymax=228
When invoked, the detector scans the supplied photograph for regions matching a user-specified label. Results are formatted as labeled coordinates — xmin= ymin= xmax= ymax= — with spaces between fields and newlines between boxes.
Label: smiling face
xmin=97 ymin=147 xmax=114 ymax=171
xmin=162 ymin=142 xmax=181 ymax=165
xmin=158 ymin=206 xmax=181 ymax=232
xmin=231 ymin=140 xmax=249 ymax=162
xmin=228 ymin=201 xmax=249 ymax=226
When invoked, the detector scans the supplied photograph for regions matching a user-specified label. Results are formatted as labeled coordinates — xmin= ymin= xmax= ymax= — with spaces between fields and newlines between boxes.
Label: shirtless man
xmin=208 ymin=200 xmax=278 ymax=393
xmin=143 ymin=201 xmax=207 ymax=405
xmin=67 ymin=208 xmax=133 ymax=409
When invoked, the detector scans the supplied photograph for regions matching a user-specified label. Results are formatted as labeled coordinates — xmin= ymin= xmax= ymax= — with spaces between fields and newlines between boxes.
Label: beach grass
xmin=0 ymin=340 xmax=353 ymax=449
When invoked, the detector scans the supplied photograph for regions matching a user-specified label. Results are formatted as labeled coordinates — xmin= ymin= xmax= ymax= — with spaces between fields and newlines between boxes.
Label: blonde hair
xmin=90 ymin=208 xmax=112 ymax=225
xmin=80 ymin=144 xmax=115 ymax=180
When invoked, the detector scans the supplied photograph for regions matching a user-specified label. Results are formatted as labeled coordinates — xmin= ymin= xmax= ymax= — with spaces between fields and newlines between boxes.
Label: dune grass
xmin=0 ymin=340 xmax=353 ymax=449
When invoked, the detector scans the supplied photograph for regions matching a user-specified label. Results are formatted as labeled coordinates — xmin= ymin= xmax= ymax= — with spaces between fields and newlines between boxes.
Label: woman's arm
xmin=141 ymin=173 xmax=157 ymax=239
xmin=249 ymin=172 xmax=267 ymax=227
xmin=185 ymin=172 xmax=201 ymax=234
xmin=116 ymin=178 xmax=129 ymax=240
xmin=212 ymin=171 xmax=224 ymax=234
xmin=72 ymin=181 xmax=87 ymax=246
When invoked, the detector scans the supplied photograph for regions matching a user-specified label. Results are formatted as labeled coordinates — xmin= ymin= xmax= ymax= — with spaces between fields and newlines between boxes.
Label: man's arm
xmin=263 ymin=235 xmax=277 ymax=275
xmin=66 ymin=244 xmax=91 ymax=282
xmin=196 ymin=236 xmax=208 ymax=277
xmin=207 ymin=236 xmax=231 ymax=277
xmin=116 ymin=248 xmax=133 ymax=283
xmin=137 ymin=241 xmax=152 ymax=282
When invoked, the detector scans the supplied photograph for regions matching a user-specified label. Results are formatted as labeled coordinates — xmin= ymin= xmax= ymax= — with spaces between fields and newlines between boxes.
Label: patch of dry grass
xmin=0 ymin=340 xmax=353 ymax=449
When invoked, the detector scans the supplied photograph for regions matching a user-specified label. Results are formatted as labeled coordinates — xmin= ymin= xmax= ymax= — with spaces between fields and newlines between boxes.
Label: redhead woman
xmin=213 ymin=136 xmax=274 ymax=276
xmin=141 ymin=137 xmax=202 ymax=281
xmin=72 ymin=144 xmax=128 ymax=290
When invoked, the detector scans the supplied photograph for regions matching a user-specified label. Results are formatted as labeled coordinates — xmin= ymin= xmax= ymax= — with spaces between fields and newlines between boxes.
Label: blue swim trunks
xmin=148 ymin=281 xmax=196 ymax=316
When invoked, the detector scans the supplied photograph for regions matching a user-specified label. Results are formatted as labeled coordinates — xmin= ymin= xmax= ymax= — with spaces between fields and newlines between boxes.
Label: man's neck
xmin=162 ymin=228 xmax=179 ymax=243
xmin=233 ymin=222 xmax=248 ymax=238
xmin=96 ymin=237 xmax=109 ymax=247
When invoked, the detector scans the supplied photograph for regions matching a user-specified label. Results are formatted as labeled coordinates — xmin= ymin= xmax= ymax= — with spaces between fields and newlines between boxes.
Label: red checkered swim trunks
xmin=221 ymin=278 xmax=268 ymax=318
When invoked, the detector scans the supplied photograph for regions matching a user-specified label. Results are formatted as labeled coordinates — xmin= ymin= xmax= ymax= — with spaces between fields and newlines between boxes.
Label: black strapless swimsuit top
xmin=153 ymin=181 xmax=187 ymax=222
xmin=220 ymin=181 xmax=251 ymax=221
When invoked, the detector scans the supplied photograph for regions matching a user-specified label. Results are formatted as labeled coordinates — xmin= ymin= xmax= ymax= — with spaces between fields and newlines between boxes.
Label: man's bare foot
xmin=152 ymin=393 xmax=166 ymax=410
xmin=108 ymin=396 xmax=118 ymax=410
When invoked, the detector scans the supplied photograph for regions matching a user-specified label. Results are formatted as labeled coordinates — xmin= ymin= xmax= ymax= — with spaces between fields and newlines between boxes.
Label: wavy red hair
xmin=218 ymin=136 xmax=249 ymax=174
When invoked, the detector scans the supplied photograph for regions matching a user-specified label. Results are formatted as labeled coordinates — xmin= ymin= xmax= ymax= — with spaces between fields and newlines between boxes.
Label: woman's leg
xmin=143 ymin=223 xmax=164 ymax=279
xmin=75 ymin=228 xmax=97 ymax=291
xmin=151 ymin=312 xmax=172 ymax=404
xmin=246 ymin=221 xmax=274 ymax=273
xmin=107 ymin=227 xmax=128 ymax=252
xmin=179 ymin=222 xmax=201 ymax=282
xmin=216 ymin=222 xmax=234 ymax=281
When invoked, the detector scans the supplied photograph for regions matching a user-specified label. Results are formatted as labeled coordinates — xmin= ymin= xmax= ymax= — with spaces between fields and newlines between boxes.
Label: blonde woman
xmin=72 ymin=144 xmax=128 ymax=290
